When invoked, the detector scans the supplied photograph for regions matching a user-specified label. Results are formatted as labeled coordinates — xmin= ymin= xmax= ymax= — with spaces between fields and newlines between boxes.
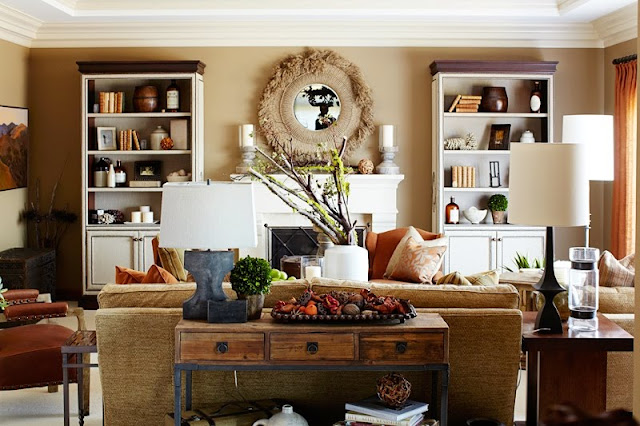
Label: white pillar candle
xmin=304 ymin=265 xmax=322 ymax=279
xmin=239 ymin=124 xmax=254 ymax=147
xmin=139 ymin=205 xmax=151 ymax=213
xmin=379 ymin=125 xmax=395 ymax=149
xmin=131 ymin=211 xmax=142 ymax=223
xmin=142 ymin=211 xmax=154 ymax=223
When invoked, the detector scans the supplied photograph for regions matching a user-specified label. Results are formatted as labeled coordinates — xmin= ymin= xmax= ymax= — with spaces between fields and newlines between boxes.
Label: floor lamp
xmin=160 ymin=181 xmax=257 ymax=322
xmin=562 ymin=115 xmax=614 ymax=246
xmin=509 ymin=142 xmax=589 ymax=333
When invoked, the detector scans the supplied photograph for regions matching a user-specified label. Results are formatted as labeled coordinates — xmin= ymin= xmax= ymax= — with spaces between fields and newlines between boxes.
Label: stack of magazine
xmin=333 ymin=397 xmax=434 ymax=426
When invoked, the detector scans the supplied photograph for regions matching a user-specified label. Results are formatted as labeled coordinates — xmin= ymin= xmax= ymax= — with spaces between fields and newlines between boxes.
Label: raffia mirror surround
xmin=258 ymin=49 xmax=374 ymax=157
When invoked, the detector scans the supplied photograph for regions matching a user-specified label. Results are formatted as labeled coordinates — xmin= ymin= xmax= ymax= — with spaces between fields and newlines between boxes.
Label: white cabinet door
xmin=139 ymin=231 xmax=158 ymax=272
xmin=497 ymin=230 xmax=546 ymax=272
xmin=445 ymin=231 xmax=496 ymax=275
xmin=87 ymin=230 xmax=138 ymax=290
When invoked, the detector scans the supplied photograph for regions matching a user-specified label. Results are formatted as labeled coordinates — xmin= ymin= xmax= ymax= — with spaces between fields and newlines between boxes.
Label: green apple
xmin=270 ymin=269 xmax=281 ymax=280
xmin=279 ymin=271 xmax=288 ymax=280
xmin=287 ymin=276 xmax=296 ymax=281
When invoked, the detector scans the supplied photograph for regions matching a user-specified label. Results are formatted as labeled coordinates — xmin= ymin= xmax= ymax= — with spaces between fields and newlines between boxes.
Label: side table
xmin=174 ymin=314 xmax=450 ymax=426
xmin=62 ymin=330 xmax=98 ymax=426
xmin=522 ymin=311 xmax=633 ymax=425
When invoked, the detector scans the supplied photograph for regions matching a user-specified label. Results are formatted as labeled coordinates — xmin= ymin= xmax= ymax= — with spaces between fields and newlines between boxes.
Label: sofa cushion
xmin=599 ymin=286 xmax=635 ymax=314
xmin=366 ymin=227 xmax=440 ymax=280
xmin=387 ymin=237 xmax=446 ymax=283
xmin=115 ymin=266 xmax=146 ymax=284
xmin=384 ymin=227 xmax=448 ymax=279
xmin=141 ymin=265 xmax=179 ymax=284
xmin=599 ymin=250 xmax=635 ymax=287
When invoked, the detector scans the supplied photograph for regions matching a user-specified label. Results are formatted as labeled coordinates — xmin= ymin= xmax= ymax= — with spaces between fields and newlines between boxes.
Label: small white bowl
xmin=463 ymin=207 xmax=488 ymax=224
xmin=166 ymin=175 xmax=190 ymax=183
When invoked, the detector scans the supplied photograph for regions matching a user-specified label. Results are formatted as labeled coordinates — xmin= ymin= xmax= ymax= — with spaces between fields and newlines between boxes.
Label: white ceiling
xmin=0 ymin=0 xmax=636 ymax=48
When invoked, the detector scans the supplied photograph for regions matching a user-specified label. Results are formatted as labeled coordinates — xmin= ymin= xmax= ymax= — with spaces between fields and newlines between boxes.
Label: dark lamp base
xmin=182 ymin=250 xmax=234 ymax=320
xmin=533 ymin=226 xmax=566 ymax=334
xmin=207 ymin=300 xmax=247 ymax=323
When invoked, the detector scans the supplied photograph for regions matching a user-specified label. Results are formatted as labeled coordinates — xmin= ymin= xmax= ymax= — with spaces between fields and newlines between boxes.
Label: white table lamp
xmin=161 ymin=181 xmax=257 ymax=321
xmin=562 ymin=115 xmax=614 ymax=181
xmin=509 ymin=142 xmax=589 ymax=333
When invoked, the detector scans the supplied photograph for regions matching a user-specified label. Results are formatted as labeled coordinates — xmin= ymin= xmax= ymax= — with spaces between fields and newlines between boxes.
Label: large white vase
xmin=323 ymin=245 xmax=369 ymax=282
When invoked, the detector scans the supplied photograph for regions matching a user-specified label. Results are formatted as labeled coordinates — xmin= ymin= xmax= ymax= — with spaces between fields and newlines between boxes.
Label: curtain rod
xmin=613 ymin=54 xmax=637 ymax=65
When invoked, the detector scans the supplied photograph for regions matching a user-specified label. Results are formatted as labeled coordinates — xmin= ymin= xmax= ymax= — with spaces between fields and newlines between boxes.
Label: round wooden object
xmin=133 ymin=85 xmax=158 ymax=112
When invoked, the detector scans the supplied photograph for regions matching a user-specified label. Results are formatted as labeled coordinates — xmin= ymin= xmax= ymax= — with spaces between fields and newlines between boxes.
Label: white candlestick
xmin=239 ymin=124 xmax=254 ymax=147
xmin=380 ymin=125 xmax=395 ymax=148
xmin=304 ymin=265 xmax=322 ymax=279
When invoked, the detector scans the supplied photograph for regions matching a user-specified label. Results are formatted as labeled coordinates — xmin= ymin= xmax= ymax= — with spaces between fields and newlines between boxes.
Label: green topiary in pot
xmin=488 ymin=194 xmax=508 ymax=224
xmin=230 ymin=256 xmax=272 ymax=320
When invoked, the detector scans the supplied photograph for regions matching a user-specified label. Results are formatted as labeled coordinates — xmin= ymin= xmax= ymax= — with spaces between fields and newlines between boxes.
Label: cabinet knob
xmin=306 ymin=342 xmax=319 ymax=354
xmin=396 ymin=342 xmax=408 ymax=354
xmin=216 ymin=342 xmax=228 ymax=354
xmin=497 ymin=237 xmax=503 ymax=242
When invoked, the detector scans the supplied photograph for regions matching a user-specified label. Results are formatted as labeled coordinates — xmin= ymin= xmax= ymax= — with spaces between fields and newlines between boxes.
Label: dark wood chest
xmin=0 ymin=248 xmax=56 ymax=300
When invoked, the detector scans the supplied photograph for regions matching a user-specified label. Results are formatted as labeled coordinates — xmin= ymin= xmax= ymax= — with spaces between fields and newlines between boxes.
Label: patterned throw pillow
xmin=436 ymin=269 xmax=500 ymax=286
xmin=599 ymin=250 xmax=635 ymax=287
xmin=388 ymin=237 xmax=447 ymax=283
xmin=436 ymin=271 xmax=472 ymax=286
xmin=384 ymin=227 xmax=448 ymax=279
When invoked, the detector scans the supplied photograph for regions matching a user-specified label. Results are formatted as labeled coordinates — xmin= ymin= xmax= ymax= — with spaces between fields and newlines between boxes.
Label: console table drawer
xmin=179 ymin=332 xmax=265 ymax=362
xmin=270 ymin=333 xmax=355 ymax=361
xmin=360 ymin=333 xmax=446 ymax=364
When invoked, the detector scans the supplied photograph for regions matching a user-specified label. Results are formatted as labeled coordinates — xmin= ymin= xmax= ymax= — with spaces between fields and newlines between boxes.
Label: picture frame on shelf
xmin=97 ymin=127 xmax=117 ymax=151
xmin=134 ymin=160 xmax=162 ymax=181
xmin=489 ymin=124 xmax=511 ymax=150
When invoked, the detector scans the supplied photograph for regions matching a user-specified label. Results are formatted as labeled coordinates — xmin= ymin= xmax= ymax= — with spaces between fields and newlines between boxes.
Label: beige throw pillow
xmin=436 ymin=269 xmax=500 ymax=286
xmin=384 ymin=226 xmax=448 ymax=279
xmin=599 ymin=250 xmax=635 ymax=287
xmin=387 ymin=237 xmax=447 ymax=283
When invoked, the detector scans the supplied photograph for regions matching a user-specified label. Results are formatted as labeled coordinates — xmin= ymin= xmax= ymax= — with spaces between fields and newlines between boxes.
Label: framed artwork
xmin=0 ymin=105 xmax=29 ymax=192
xmin=489 ymin=124 xmax=511 ymax=150
xmin=97 ymin=127 xmax=117 ymax=151
xmin=134 ymin=161 xmax=162 ymax=181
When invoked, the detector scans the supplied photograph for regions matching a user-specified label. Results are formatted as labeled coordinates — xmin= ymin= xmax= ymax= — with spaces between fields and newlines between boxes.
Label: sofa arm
xmin=3 ymin=289 xmax=39 ymax=305
xmin=4 ymin=301 xmax=68 ymax=321
xmin=599 ymin=286 xmax=634 ymax=314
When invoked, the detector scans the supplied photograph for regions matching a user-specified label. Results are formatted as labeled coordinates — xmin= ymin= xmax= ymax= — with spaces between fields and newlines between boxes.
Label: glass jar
xmin=568 ymin=247 xmax=600 ymax=332
xmin=300 ymin=255 xmax=324 ymax=279
xmin=93 ymin=157 xmax=110 ymax=188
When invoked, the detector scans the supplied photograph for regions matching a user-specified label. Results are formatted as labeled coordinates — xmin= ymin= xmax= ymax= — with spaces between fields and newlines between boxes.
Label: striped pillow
xmin=437 ymin=269 xmax=500 ymax=286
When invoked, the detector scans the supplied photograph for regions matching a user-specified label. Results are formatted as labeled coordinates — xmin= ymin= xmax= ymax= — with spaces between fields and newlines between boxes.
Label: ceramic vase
xmin=481 ymin=87 xmax=508 ymax=113
xmin=252 ymin=405 xmax=308 ymax=426
xmin=323 ymin=245 xmax=368 ymax=282
xmin=133 ymin=85 xmax=158 ymax=112
xmin=491 ymin=210 xmax=506 ymax=224
xmin=237 ymin=293 xmax=265 ymax=320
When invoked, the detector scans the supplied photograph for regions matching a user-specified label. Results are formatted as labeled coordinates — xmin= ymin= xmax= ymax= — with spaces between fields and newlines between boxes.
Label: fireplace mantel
xmin=231 ymin=173 xmax=404 ymax=259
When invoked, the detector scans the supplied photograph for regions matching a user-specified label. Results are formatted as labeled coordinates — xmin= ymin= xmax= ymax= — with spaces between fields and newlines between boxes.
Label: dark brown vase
xmin=133 ymin=85 xmax=158 ymax=112
xmin=481 ymin=87 xmax=508 ymax=113
xmin=238 ymin=293 xmax=265 ymax=320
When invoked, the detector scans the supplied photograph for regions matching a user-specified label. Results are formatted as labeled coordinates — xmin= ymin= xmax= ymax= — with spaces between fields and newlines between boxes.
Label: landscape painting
xmin=0 ymin=106 xmax=28 ymax=191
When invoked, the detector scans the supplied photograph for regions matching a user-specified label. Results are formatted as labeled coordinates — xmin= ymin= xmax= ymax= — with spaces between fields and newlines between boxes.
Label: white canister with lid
xmin=520 ymin=130 xmax=535 ymax=143
xmin=150 ymin=126 xmax=169 ymax=150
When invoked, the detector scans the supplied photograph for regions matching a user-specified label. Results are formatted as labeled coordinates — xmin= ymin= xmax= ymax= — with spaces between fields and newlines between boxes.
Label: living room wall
xmin=27 ymin=46 xmax=604 ymax=298
xmin=0 ymin=39 xmax=29 ymax=252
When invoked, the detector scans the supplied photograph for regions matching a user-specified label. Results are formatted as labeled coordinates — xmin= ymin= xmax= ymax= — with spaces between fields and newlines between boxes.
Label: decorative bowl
xmin=463 ymin=207 xmax=487 ymax=224
xmin=166 ymin=175 xmax=190 ymax=183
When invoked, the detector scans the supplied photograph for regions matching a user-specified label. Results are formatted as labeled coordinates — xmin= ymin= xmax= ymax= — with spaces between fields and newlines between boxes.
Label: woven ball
xmin=160 ymin=137 xmax=174 ymax=150
xmin=376 ymin=373 xmax=412 ymax=408
xmin=358 ymin=158 xmax=374 ymax=174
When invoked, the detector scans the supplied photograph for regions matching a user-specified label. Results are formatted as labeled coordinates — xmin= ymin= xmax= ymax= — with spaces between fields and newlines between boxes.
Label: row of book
xmin=448 ymin=95 xmax=482 ymax=113
xmin=118 ymin=129 xmax=142 ymax=151
xmin=99 ymin=91 xmax=125 ymax=113
xmin=451 ymin=165 xmax=477 ymax=188
xmin=333 ymin=397 xmax=432 ymax=426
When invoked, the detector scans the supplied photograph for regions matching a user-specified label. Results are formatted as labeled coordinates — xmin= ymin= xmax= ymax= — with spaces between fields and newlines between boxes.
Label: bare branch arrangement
xmin=248 ymin=136 xmax=357 ymax=246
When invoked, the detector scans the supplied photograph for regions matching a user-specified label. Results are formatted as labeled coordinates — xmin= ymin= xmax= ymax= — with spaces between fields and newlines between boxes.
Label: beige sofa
xmin=96 ymin=278 xmax=523 ymax=426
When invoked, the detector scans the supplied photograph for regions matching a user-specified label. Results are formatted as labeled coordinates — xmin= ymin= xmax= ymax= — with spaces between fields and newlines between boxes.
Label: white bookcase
xmin=78 ymin=61 xmax=205 ymax=295
xmin=430 ymin=60 xmax=557 ymax=274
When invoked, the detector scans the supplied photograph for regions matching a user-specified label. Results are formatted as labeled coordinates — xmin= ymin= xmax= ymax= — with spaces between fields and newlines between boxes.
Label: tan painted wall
xmin=603 ymin=39 xmax=637 ymax=253
xmin=28 ymin=46 xmax=603 ymax=297
xmin=0 ymin=39 xmax=29 ymax=252
xmin=635 ymin=8 xmax=640 ymax=416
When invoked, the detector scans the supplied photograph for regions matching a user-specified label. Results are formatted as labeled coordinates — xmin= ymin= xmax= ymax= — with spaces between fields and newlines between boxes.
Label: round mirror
xmin=293 ymin=84 xmax=341 ymax=131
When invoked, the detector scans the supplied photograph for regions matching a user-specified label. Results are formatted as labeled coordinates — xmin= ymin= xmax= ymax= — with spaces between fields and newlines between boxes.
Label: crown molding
xmin=593 ymin=3 xmax=638 ymax=48
xmin=30 ymin=20 xmax=603 ymax=48
xmin=0 ymin=4 xmax=42 ymax=47
xmin=40 ymin=0 xmax=78 ymax=15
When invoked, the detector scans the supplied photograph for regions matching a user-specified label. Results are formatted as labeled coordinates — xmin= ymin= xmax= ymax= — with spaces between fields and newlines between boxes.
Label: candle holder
xmin=236 ymin=145 xmax=256 ymax=174
xmin=376 ymin=146 xmax=400 ymax=174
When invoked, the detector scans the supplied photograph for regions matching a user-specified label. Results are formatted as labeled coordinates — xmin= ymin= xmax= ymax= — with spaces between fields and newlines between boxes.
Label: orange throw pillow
xmin=388 ymin=237 xmax=447 ymax=283
xmin=115 ymin=266 xmax=146 ymax=284
xmin=141 ymin=264 xmax=179 ymax=284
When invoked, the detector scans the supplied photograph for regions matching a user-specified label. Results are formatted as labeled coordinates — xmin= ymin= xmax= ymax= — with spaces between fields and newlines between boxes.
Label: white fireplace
xmin=232 ymin=174 xmax=404 ymax=260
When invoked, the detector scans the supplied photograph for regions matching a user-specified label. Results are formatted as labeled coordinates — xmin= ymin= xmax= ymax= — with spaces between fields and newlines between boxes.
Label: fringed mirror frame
xmin=258 ymin=49 xmax=374 ymax=157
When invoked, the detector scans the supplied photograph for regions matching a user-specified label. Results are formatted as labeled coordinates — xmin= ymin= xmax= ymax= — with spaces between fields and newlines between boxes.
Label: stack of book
xmin=99 ymin=92 xmax=125 ymax=113
xmin=448 ymin=95 xmax=482 ymax=113
xmin=335 ymin=397 xmax=431 ymax=426
xmin=118 ymin=129 xmax=142 ymax=150
xmin=451 ymin=165 xmax=476 ymax=188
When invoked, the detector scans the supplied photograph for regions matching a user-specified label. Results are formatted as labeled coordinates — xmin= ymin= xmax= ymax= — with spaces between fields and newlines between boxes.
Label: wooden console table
xmin=174 ymin=314 xmax=449 ymax=426
xmin=522 ymin=311 xmax=633 ymax=425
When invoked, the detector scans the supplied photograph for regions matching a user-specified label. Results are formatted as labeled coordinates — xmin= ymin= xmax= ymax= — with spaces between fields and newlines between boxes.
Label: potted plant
xmin=249 ymin=137 xmax=368 ymax=281
xmin=0 ymin=277 xmax=8 ymax=311
xmin=488 ymin=194 xmax=508 ymax=224
xmin=230 ymin=256 xmax=273 ymax=320
xmin=504 ymin=252 xmax=544 ymax=273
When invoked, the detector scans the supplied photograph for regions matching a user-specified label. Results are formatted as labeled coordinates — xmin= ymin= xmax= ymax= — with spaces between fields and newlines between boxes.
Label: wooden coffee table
xmin=174 ymin=314 xmax=449 ymax=426
xmin=522 ymin=311 xmax=633 ymax=425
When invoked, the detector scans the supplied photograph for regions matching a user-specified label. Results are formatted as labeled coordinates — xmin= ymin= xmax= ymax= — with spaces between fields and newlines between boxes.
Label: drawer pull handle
xmin=306 ymin=342 xmax=319 ymax=354
xmin=396 ymin=342 xmax=408 ymax=354
xmin=216 ymin=342 xmax=229 ymax=354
